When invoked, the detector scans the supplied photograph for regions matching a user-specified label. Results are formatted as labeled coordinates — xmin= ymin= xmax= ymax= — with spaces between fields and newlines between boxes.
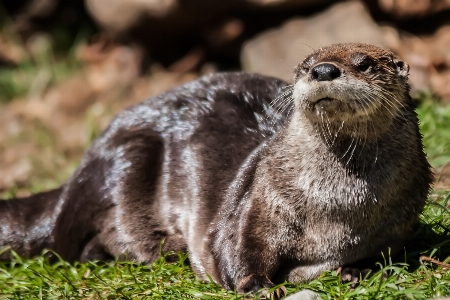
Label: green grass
xmin=0 ymin=252 xmax=237 ymax=299
xmin=417 ymin=95 xmax=450 ymax=168
xmin=0 ymin=18 xmax=88 ymax=103
xmin=0 ymin=194 xmax=449 ymax=299
xmin=0 ymin=45 xmax=81 ymax=103
xmin=1 ymin=99 xmax=450 ymax=299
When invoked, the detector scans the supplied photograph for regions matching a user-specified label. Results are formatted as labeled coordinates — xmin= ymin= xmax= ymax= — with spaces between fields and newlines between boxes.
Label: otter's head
xmin=292 ymin=43 xmax=410 ymax=138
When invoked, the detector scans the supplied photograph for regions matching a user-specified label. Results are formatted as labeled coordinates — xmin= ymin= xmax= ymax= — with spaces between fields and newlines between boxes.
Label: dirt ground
xmin=0 ymin=41 xmax=202 ymax=195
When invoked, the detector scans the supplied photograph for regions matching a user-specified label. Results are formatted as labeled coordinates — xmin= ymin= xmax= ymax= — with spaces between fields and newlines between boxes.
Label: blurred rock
xmin=0 ymin=31 xmax=27 ymax=66
xmin=130 ymin=69 xmax=198 ymax=105
xmin=391 ymin=34 xmax=432 ymax=95
xmin=378 ymin=0 xmax=450 ymax=19
xmin=167 ymin=47 xmax=205 ymax=73
xmin=430 ymin=26 xmax=450 ymax=66
xmin=244 ymin=0 xmax=331 ymax=8
xmin=429 ymin=25 xmax=450 ymax=100
xmin=379 ymin=25 xmax=402 ymax=50
xmin=388 ymin=25 xmax=450 ymax=100
xmin=19 ymin=0 xmax=58 ymax=19
xmin=85 ymin=0 xmax=179 ymax=33
xmin=284 ymin=289 xmax=321 ymax=300
xmin=241 ymin=1 xmax=387 ymax=82
xmin=85 ymin=0 xmax=334 ymax=35
xmin=204 ymin=18 xmax=245 ymax=49
xmin=8 ymin=0 xmax=59 ymax=34
xmin=77 ymin=38 xmax=143 ymax=92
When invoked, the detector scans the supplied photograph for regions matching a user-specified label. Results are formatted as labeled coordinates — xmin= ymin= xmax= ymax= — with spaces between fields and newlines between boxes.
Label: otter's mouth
xmin=316 ymin=97 xmax=335 ymax=104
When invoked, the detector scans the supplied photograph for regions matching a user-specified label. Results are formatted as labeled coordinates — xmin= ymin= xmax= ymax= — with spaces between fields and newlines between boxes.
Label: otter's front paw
xmin=337 ymin=266 xmax=372 ymax=284
xmin=237 ymin=275 xmax=286 ymax=299
xmin=337 ymin=264 xmax=387 ymax=287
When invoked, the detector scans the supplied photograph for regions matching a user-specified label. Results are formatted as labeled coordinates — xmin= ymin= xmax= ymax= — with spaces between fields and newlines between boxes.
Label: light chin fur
xmin=293 ymin=76 xmax=398 ymax=124
xmin=292 ymin=78 xmax=409 ymax=143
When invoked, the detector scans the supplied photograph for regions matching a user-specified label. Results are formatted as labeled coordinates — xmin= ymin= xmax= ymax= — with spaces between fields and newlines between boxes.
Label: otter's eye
xmin=301 ymin=53 xmax=318 ymax=72
xmin=352 ymin=53 xmax=376 ymax=74
xmin=358 ymin=61 xmax=371 ymax=72
xmin=294 ymin=61 xmax=311 ymax=79
xmin=301 ymin=62 xmax=310 ymax=72
xmin=356 ymin=56 xmax=375 ymax=73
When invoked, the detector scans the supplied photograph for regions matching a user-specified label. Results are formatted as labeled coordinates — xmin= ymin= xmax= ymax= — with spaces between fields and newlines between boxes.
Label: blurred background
xmin=0 ymin=0 xmax=449 ymax=195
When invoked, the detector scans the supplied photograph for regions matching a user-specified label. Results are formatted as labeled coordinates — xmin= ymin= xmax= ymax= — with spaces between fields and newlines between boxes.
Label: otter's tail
xmin=0 ymin=188 xmax=63 ymax=260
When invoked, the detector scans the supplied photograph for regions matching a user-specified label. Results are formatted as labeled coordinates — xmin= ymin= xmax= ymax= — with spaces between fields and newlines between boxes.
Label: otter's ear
xmin=393 ymin=58 xmax=409 ymax=78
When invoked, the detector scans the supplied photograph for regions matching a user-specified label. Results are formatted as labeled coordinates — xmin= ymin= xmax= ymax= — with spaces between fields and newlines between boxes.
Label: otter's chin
xmin=310 ymin=97 xmax=341 ymax=114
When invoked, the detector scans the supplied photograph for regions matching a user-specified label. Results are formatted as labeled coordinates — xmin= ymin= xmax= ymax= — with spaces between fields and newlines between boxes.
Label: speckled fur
xmin=0 ymin=44 xmax=432 ymax=294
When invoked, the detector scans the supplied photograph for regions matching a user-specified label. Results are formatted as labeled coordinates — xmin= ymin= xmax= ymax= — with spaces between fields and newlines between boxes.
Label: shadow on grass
xmin=404 ymin=223 xmax=450 ymax=272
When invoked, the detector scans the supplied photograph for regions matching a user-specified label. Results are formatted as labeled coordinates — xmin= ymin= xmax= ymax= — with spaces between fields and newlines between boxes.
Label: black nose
xmin=311 ymin=63 xmax=341 ymax=81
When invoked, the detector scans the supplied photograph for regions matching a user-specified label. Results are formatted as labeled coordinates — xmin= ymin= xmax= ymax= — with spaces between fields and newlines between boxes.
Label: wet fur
xmin=0 ymin=44 xmax=432 ymax=293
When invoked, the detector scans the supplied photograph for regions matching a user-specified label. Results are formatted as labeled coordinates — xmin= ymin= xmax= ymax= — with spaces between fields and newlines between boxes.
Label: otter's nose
xmin=311 ymin=63 xmax=341 ymax=81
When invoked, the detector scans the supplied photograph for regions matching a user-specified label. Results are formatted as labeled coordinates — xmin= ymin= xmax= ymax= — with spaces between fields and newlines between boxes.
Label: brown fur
xmin=0 ymin=43 xmax=432 ymax=295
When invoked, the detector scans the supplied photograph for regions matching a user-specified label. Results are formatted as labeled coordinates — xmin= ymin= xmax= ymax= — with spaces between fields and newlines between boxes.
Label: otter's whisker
xmin=357 ymin=117 xmax=369 ymax=165
xmin=371 ymin=120 xmax=379 ymax=165
xmin=319 ymin=112 xmax=333 ymax=147
xmin=332 ymin=120 xmax=345 ymax=145
xmin=372 ymin=86 xmax=410 ymax=126
xmin=363 ymin=92 xmax=396 ymax=125
xmin=324 ymin=113 xmax=335 ymax=145
xmin=273 ymin=99 xmax=294 ymax=128
xmin=264 ymin=88 xmax=294 ymax=131
xmin=341 ymin=135 xmax=355 ymax=161
xmin=270 ymin=89 xmax=294 ymax=107
xmin=374 ymin=91 xmax=409 ymax=127
xmin=345 ymin=132 xmax=360 ymax=166
xmin=269 ymin=96 xmax=294 ymax=128
xmin=280 ymin=84 xmax=294 ymax=90
xmin=356 ymin=96 xmax=371 ymax=118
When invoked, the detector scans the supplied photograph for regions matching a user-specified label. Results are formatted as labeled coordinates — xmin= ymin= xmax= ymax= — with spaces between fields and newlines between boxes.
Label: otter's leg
xmin=214 ymin=207 xmax=283 ymax=295
xmin=286 ymin=260 xmax=381 ymax=285
xmin=52 ymin=127 xmax=185 ymax=263
xmin=80 ymin=235 xmax=113 ymax=262
xmin=286 ymin=261 xmax=338 ymax=283
xmin=52 ymin=157 xmax=113 ymax=262
xmin=231 ymin=246 xmax=287 ymax=299
xmin=338 ymin=257 xmax=387 ymax=284
xmin=92 ymin=128 xmax=186 ymax=263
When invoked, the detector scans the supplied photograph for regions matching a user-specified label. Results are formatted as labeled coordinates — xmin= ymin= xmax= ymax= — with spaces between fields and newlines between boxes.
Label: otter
xmin=0 ymin=43 xmax=432 ymax=295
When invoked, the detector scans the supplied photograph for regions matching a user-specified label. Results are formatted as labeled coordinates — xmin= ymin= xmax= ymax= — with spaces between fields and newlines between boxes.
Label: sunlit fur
xmin=273 ymin=43 xmax=413 ymax=165
xmin=0 ymin=44 xmax=432 ymax=296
